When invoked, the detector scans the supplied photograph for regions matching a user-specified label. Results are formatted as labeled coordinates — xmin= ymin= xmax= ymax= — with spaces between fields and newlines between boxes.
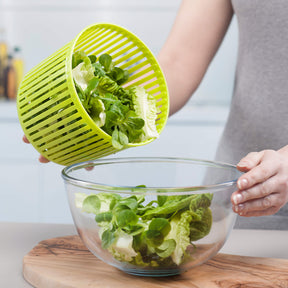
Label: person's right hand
xmin=22 ymin=135 xmax=50 ymax=163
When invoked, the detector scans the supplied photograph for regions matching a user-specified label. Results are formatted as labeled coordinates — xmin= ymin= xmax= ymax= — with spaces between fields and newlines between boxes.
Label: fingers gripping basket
xmin=17 ymin=23 xmax=169 ymax=166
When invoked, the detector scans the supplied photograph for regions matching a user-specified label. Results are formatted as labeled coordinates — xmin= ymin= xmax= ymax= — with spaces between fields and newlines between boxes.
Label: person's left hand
xmin=231 ymin=149 xmax=288 ymax=217
xmin=22 ymin=135 xmax=50 ymax=163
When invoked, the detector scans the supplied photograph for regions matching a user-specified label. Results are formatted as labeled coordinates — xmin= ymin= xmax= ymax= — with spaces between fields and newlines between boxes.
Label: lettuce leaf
xmin=89 ymin=97 xmax=106 ymax=127
xmin=165 ymin=211 xmax=199 ymax=265
xmin=131 ymin=86 xmax=159 ymax=141
xmin=107 ymin=230 xmax=138 ymax=262
xmin=72 ymin=61 xmax=95 ymax=91
xmin=189 ymin=207 xmax=212 ymax=241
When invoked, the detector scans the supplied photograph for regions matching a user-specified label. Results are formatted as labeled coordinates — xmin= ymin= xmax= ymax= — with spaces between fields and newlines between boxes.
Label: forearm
xmin=158 ymin=50 xmax=202 ymax=116
xmin=158 ymin=0 xmax=234 ymax=116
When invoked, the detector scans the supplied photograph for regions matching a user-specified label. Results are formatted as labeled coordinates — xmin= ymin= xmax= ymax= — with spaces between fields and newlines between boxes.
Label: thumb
xmin=237 ymin=151 xmax=264 ymax=172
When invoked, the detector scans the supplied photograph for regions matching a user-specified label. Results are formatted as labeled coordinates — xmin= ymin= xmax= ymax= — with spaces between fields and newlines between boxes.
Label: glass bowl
xmin=62 ymin=157 xmax=241 ymax=277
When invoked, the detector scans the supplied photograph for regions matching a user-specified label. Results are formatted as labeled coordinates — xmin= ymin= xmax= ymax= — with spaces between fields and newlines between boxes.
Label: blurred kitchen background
xmin=0 ymin=0 xmax=238 ymax=223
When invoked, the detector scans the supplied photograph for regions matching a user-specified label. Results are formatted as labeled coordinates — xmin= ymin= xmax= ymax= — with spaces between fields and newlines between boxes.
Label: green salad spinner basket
xmin=17 ymin=23 xmax=169 ymax=166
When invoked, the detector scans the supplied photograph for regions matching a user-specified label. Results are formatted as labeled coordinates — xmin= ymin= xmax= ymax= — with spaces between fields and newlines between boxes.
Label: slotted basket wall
xmin=17 ymin=23 xmax=169 ymax=166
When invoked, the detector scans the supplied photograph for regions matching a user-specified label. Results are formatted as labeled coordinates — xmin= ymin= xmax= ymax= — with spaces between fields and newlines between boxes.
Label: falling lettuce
xmin=75 ymin=191 xmax=213 ymax=267
xmin=72 ymin=51 xmax=159 ymax=149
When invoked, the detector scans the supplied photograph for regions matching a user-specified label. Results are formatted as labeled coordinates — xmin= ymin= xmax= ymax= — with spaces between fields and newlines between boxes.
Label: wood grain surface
xmin=23 ymin=235 xmax=288 ymax=288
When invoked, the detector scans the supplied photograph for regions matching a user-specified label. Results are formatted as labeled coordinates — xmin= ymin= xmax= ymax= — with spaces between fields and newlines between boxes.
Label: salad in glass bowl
xmin=62 ymin=157 xmax=241 ymax=277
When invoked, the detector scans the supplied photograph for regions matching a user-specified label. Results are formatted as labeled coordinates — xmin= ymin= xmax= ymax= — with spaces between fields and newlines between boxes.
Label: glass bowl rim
xmin=61 ymin=157 xmax=240 ymax=195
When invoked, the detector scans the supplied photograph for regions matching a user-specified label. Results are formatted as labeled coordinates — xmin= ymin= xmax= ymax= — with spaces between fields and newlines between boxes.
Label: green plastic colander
xmin=17 ymin=23 xmax=169 ymax=166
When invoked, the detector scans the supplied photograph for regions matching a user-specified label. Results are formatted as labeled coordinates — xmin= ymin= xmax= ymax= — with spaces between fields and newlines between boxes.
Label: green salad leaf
xmin=131 ymin=86 xmax=159 ymax=140
xmin=72 ymin=60 xmax=94 ymax=91
xmin=166 ymin=210 xmax=199 ymax=265
xmin=71 ymin=51 xmax=159 ymax=149
xmin=76 ymin=190 xmax=213 ymax=267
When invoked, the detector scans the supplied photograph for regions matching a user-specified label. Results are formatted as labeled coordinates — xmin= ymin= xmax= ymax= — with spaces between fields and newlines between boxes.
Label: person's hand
xmin=231 ymin=149 xmax=288 ymax=217
xmin=22 ymin=135 xmax=50 ymax=163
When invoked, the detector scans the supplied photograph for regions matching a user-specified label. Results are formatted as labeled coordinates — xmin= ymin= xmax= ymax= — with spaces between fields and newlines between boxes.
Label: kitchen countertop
xmin=1 ymin=222 xmax=288 ymax=287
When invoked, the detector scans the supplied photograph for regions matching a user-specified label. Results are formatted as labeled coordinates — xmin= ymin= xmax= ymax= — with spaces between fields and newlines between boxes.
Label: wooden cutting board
xmin=23 ymin=235 xmax=288 ymax=288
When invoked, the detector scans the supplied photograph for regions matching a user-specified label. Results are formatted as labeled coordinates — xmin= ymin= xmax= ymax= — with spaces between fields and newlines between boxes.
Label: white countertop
xmin=1 ymin=222 xmax=288 ymax=287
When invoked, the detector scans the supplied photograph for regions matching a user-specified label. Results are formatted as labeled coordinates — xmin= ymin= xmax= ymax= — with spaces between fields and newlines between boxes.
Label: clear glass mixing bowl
xmin=62 ymin=157 xmax=241 ymax=277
